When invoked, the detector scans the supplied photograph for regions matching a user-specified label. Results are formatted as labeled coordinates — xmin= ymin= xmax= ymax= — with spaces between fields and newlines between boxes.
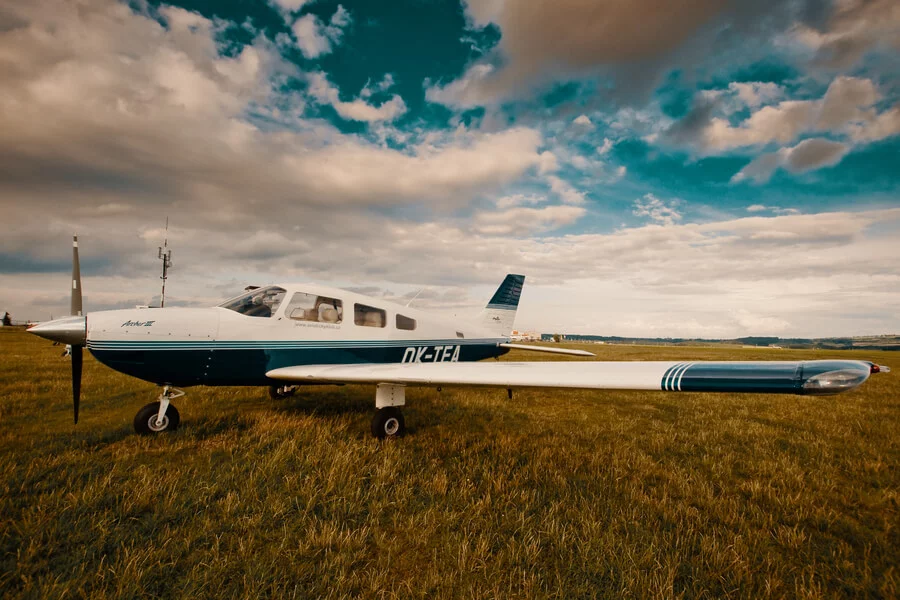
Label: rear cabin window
xmin=285 ymin=292 xmax=343 ymax=324
xmin=396 ymin=314 xmax=416 ymax=331
xmin=355 ymin=304 xmax=386 ymax=328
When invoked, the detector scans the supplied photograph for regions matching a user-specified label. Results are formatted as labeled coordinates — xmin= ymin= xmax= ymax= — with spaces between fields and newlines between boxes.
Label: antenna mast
xmin=157 ymin=218 xmax=172 ymax=308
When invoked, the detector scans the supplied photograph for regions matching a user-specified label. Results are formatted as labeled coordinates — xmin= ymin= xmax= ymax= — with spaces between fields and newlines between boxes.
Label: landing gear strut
xmin=134 ymin=386 xmax=183 ymax=435
xmin=371 ymin=383 xmax=406 ymax=439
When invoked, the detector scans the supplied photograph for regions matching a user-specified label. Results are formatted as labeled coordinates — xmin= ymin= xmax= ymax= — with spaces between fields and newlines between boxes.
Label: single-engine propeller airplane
xmin=29 ymin=236 xmax=889 ymax=438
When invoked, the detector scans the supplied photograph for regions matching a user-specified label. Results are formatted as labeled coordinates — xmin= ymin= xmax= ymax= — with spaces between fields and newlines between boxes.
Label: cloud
xmin=360 ymin=73 xmax=395 ymax=99
xmin=671 ymin=76 xmax=892 ymax=152
xmin=794 ymin=0 xmax=900 ymax=68
xmin=596 ymin=138 xmax=613 ymax=155
xmin=746 ymin=205 xmax=799 ymax=215
xmin=728 ymin=81 xmax=783 ymax=108
xmin=290 ymin=5 xmax=350 ymax=59
xmin=425 ymin=63 xmax=495 ymax=109
xmin=427 ymin=0 xmax=831 ymax=107
xmin=546 ymin=176 xmax=586 ymax=205
xmin=494 ymin=194 xmax=545 ymax=209
xmin=0 ymin=0 xmax=548 ymax=225
xmin=473 ymin=205 xmax=587 ymax=235
xmin=307 ymin=72 xmax=407 ymax=122
xmin=572 ymin=115 xmax=594 ymax=130
xmin=2 ymin=0 xmax=898 ymax=338
xmin=632 ymin=193 xmax=681 ymax=226
xmin=270 ymin=0 xmax=315 ymax=13
xmin=732 ymin=138 xmax=850 ymax=183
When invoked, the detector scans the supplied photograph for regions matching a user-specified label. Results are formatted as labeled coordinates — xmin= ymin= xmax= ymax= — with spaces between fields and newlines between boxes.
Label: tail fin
xmin=477 ymin=274 xmax=525 ymax=336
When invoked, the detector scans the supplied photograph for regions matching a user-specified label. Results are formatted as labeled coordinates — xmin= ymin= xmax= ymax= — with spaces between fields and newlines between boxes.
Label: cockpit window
xmin=218 ymin=286 xmax=286 ymax=318
xmin=285 ymin=292 xmax=343 ymax=324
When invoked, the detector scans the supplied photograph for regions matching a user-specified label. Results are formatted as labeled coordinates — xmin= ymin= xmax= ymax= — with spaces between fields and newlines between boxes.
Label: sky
xmin=1 ymin=0 xmax=899 ymax=337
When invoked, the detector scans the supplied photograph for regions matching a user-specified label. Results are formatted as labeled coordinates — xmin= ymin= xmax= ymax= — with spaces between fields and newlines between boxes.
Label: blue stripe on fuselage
xmin=89 ymin=340 xmax=508 ymax=386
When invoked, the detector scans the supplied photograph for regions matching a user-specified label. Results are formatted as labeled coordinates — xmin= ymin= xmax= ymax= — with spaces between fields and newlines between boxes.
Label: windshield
xmin=218 ymin=286 xmax=286 ymax=318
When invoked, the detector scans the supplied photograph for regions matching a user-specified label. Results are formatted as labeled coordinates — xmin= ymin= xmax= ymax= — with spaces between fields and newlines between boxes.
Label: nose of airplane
xmin=28 ymin=315 xmax=87 ymax=346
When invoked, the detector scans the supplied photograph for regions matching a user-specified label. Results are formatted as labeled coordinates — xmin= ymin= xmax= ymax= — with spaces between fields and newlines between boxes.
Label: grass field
xmin=1 ymin=327 xmax=897 ymax=599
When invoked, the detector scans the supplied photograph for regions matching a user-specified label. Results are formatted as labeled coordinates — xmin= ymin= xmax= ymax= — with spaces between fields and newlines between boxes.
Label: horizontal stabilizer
xmin=499 ymin=343 xmax=594 ymax=357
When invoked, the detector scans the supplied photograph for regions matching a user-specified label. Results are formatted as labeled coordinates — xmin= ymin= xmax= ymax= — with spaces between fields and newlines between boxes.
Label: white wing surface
xmin=267 ymin=359 xmax=877 ymax=396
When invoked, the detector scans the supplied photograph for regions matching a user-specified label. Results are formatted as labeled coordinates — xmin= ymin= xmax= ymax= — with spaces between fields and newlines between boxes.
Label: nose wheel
xmin=134 ymin=386 xmax=183 ymax=434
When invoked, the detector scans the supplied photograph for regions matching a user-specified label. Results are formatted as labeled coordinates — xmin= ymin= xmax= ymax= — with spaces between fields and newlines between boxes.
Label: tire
xmin=134 ymin=401 xmax=181 ymax=435
xmin=371 ymin=407 xmax=406 ymax=439
xmin=269 ymin=385 xmax=295 ymax=400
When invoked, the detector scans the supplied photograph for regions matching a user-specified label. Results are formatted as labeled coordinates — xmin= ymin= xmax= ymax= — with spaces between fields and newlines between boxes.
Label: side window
xmin=396 ymin=314 xmax=416 ymax=331
xmin=285 ymin=293 xmax=343 ymax=323
xmin=355 ymin=304 xmax=386 ymax=328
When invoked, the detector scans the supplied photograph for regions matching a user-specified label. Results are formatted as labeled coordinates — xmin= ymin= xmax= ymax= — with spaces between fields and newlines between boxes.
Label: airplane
xmin=28 ymin=236 xmax=889 ymax=438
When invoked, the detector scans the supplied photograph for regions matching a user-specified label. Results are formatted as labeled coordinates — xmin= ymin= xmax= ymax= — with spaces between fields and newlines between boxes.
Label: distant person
xmin=2 ymin=312 xmax=11 ymax=326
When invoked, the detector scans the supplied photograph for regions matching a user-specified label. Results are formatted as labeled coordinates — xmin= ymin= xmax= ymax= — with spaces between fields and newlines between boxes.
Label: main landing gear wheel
xmin=269 ymin=385 xmax=297 ymax=400
xmin=134 ymin=401 xmax=181 ymax=434
xmin=371 ymin=407 xmax=406 ymax=439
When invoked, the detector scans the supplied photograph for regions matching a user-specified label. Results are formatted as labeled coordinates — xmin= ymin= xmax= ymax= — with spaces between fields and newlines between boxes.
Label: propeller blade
xmin=72 ymin=235 xmax=82 ymax=317
xmin=72 ymin=345 xmax=82 ymax=424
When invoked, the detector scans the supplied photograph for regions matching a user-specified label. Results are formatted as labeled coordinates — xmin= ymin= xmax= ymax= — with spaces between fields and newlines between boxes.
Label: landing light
xmin=802 ymin=368 xmax=869 ymax=395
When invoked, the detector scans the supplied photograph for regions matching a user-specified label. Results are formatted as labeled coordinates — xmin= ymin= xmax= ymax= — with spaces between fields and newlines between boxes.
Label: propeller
xmin=26 ymin=235 xmax=88 ymax=424
xmin=71 ymin=235 xmax=84 ymax=425
xmin=72 ymin=235 xmax=83 ymax=424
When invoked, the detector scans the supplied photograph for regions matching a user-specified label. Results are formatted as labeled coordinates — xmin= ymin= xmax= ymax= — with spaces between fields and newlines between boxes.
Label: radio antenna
xmin=157 ymin=218 xmax=172 ymax=308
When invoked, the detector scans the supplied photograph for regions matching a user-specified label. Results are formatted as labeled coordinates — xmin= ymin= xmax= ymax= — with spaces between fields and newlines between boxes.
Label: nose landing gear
xmin=134 ymin=386 xmax=183 ymax=434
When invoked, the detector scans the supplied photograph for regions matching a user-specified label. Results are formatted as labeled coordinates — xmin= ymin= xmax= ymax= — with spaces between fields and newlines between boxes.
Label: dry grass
xmin=0 ymin=327 xmax=897 ymax=599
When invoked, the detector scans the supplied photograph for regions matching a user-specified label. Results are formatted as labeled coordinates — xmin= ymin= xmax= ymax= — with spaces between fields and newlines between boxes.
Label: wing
xmin=267 ymin=359 xmax=879 ymax=396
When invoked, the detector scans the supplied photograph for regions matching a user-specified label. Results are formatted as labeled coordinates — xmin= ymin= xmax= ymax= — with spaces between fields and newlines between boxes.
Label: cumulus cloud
xmin=665 ymin=76 xmax=900 ymax=179
xmin=596 ymin=138 xmax=614 ymax=155
xmin=746 ymin=205 xmax=799 ymax=215
xmin=494 ymin=194 xmax=545 ymax=209
xmin=572 ymin=115 xmax=594 ymax=130
xmin=360 ymin=73 xmax=395 ymax=99
xmin=671 ymin=76 xmax=894 ymax=152
xmin=794 ymin=0 xmax=900 ymax=68
xmin=290 ymin=5 xmax=350 ymax=59
xmin=728 ymin=81 xmax=783 ymax=108
xmin=632 ymin=194 xmax=681 ymax=226
xmin=307 ymin=72 xmax=407 ymax=122
xmin=546 ymin=176 xmax=586 ymax=205
xmin=12 ymin=206 xmax=900 ymax=337
xmin=425 ymin=0 xmax=831 ymax=107
xmin=732 ymin=138 xmax=850 ymax=183
xmin=425 ymin=64 xmax=496 ymax=109
xmin=271 ymin=0 xmax=315 ymax=12
xmin=473 ymin=205 xmax=587 ymax=235
xmin=0 ymin=0 xmax=547 ymax=229
xmin=2 ymin=0 xmax=899 ymax=338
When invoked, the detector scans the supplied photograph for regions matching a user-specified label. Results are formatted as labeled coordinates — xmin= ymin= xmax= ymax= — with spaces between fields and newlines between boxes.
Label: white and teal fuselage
xmin=85 ymin=282 xmax=510 ymax=387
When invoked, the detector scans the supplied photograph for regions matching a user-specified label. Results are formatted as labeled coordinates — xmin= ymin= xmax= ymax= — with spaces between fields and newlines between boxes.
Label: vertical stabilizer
xmin=477 ymin=274 xmax=525 ymax=336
